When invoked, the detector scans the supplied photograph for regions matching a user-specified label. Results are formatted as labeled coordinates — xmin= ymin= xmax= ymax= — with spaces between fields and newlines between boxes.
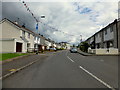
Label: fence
xmin=27 ymin=48 xmax=39 ymax=53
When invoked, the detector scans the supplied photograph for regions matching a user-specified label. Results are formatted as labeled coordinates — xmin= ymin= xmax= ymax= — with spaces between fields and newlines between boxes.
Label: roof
xmin=85 ymin=19 xmax=118 ymax=41
xmin=1 ymin=18 xmax=35 ymax=34
xmin=1 ymin=18 xmax=45 ymax=38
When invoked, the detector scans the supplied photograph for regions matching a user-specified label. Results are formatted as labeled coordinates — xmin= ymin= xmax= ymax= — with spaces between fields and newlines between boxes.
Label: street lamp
xmin=36 ymin=15 xmax=45 ymax=33
xmin=80 ymin=35 xmax=82 ymax=43
xmin=41 ymin=15 xmax=45 ymax=19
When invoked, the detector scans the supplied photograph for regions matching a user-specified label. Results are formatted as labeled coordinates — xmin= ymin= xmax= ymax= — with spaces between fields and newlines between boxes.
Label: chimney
xmin=22 ymin=24 xmax=25 ymax=28
xmin=14 ymin=21 xmax=18 ymax=24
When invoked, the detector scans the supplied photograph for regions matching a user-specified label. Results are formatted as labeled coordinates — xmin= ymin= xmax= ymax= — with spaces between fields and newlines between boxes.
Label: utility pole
xmin=17 ymin=18 xmax=19 ymax=24
xmin=118 ymin=1 xmax=120 ymax=20
xmin=37 ymin=15 xmax=45 ymax=34
xmin=80 ymin=35 xmax=82 ymax=43
xmin=118 ymin=1 xmax=120 ymax=54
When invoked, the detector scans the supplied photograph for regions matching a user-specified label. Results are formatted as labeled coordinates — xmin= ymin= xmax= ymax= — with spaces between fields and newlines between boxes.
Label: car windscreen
xmin=72 ymin=48 xmax=77 ymax=50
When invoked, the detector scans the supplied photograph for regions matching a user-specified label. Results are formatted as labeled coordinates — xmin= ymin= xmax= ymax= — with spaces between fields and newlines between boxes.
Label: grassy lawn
xmin=0 ymin=53 xmax=28 ymax=61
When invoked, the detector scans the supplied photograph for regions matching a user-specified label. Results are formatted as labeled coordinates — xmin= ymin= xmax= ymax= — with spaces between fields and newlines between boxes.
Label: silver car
xmin=70 ymin=48 xmax=77 ymax=53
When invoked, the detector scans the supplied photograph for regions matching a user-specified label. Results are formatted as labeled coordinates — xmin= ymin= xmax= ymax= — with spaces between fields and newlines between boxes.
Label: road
xmin=3 ymin=50 xmax=118 ymax=89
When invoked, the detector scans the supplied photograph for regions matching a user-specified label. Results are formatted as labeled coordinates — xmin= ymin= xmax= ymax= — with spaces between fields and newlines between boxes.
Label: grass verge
xmin=0 ymin=53 xmax=28 ymax=61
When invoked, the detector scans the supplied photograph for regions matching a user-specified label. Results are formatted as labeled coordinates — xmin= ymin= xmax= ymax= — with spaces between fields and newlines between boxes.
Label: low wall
xmin=88 ymin=48 xmax=119 ymax=55
xmin=88 ymin=49 xmax=96 ymax=54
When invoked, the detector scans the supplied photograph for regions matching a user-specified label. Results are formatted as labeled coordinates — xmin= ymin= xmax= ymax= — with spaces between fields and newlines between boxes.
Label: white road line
xmin=66 ymin=51 xmax=68 ymax=56
xmin=66 ymin=51 xmax=115 ymax=90
xmin=79 ymin=66 xmax=115 ymax=90
xmin=67 ymin=56 xmax=74 ymax=62
xmin=0 ymin=60 xmax=38 ymax=80
xmin=66 ymin=51 xmax=74 ymax=63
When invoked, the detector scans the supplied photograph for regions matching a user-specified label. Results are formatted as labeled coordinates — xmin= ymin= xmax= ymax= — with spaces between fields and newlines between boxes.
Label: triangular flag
xmin=36 ymin=23 xmax=38 ymax=30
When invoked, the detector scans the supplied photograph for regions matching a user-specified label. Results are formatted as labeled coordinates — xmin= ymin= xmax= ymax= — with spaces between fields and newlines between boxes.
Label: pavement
xmin=77 ymin=49 xmax=120 ymax=56
xmin=77 ymin=49 xmax=93 ymax=56
xmin=2 ymin=53 xmax=51 ymax=76
xmin=2 ymin=50 xmax=118 ymax=89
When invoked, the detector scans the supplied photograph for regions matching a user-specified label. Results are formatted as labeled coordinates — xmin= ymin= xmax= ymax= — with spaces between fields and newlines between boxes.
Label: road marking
xmin=0 ymin=60 xmax=38 ymax=80
xmin=100 ymin=59 xmax=104 ymax=62
xmin=66 ymin=51 xmax=74 ymax=63
xmin=79 ymin=66 xmax=115 ymax=90
xmin=67 ymin=56 xmax=74 ymax=62
xmin=9 ymin=69 xmax=16 ymax=72
xmin=66 ymin=51 xmax=68 ymax=56
xmin=66 ymin=51 xmax=115 ymax=90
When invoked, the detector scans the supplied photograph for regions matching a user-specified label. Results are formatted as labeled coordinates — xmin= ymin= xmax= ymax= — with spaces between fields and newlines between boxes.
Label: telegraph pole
xmin=118 ymin=1 xmax=120 ymax=19
xmin=80 ymin=35 xmax=82 ymax=43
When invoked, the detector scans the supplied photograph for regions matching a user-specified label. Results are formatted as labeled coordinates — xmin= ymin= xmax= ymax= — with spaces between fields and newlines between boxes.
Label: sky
xmin=1 ymin=0 xmax=119 ymax=45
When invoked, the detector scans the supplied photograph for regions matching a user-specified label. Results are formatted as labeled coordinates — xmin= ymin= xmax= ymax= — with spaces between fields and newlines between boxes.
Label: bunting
xmin=19 ymin=0 xmax=80 ymax=37
xmin=36 ymin=23 xmax=39 ymax=30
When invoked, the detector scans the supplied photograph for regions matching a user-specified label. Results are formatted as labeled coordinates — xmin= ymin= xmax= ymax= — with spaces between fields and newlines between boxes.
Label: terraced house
xmin=0 ymin=18 xmax=35 ymax=53
xmin=86 ymin=19 xmax=120 ymax=55
xmin=0 ymin=18 xmax=48 ymax=53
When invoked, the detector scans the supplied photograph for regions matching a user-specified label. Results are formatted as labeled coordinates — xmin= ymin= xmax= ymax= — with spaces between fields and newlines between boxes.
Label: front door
xmin=38 ymin=45 xmax=42 ymax=51
xmin=16 ymin=42 xmax=22 ymax=52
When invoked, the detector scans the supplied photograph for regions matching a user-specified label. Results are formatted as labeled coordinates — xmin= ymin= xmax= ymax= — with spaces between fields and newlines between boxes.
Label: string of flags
xmin=19 ymin=0 xmax=80 ymax=37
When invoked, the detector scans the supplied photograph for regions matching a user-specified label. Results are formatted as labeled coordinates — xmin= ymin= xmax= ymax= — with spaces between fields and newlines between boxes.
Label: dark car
xmin=70 ymin=48 xmax=77 ymax=53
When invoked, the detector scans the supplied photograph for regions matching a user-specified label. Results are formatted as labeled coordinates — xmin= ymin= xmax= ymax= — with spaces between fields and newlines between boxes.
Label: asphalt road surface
xmin=3 ymin=50 xmax=118 ymax=89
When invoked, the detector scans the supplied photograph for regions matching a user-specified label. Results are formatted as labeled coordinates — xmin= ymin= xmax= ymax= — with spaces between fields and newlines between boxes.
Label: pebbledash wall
xmin=0 ymin=18 xmax=65 ymax=53
xmin=0 ymin=18 xmax=38 ymax=53
xmin=86 ymin=19 xmax=120 ymax=55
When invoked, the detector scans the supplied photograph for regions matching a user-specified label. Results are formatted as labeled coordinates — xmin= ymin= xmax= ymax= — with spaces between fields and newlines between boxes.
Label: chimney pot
xmin=14 ymin=21 xmax=18 ymax=24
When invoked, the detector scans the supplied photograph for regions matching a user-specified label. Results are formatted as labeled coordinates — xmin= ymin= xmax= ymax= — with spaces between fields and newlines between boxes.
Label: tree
xmin=73 ymin=44 xmax=75 ymax=47
xmin=80 ymin=42 xmax=90 ymax=52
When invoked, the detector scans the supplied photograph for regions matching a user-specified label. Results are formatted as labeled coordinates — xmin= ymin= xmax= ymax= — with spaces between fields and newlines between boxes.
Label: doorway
xmin=16 ymin=42 xmax=22 ymax=52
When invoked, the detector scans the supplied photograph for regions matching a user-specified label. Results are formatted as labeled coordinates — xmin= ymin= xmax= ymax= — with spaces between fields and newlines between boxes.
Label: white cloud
xmin=2 ymin=1 xmax=118 ymax=44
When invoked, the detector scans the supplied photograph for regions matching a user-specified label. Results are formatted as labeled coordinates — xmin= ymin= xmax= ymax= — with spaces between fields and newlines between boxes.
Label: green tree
xmin=80 ymin=42 xmax=90 ymax=52
xmin=73 ymin=44 xmax=75 ymax=47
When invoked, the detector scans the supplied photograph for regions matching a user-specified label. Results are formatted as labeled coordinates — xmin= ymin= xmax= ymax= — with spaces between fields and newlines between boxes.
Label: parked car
xmin=50 ymin=48 xmax=57 ymax=51
xmin=70 ymin=48 xmax=77 ymax=53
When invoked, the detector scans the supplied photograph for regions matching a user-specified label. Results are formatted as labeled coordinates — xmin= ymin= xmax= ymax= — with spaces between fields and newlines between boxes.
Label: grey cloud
xmin=2 ymin=2 xmax=117 ymax=45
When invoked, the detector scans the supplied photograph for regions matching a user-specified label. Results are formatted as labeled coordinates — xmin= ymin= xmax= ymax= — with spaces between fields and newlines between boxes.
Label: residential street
xmin=2 ymin=50 xmax=118 ymax=89
xmin=1 ymin=1 xmax=120 ymax=90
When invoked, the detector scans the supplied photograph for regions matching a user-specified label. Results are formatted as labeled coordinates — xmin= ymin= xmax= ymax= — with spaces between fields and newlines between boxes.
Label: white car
xmin=50 ymin=48 xmax=57 ymax=51
xmin=70 ymin=48 xmax=77 ymax=53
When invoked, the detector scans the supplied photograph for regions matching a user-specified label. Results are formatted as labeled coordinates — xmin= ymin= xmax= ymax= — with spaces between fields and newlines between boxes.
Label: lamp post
xmin=41 ymin=15 xmax=45 ymax=19
xmin=80 ymin=35 xmax=82 ymax=43
xmin=118 ymin=1 xmax=120 ymax=20
xmin=36 ymin=15 xmax=45 ymax=34
xmin=79 ymin=35 xmax=82 ymax=49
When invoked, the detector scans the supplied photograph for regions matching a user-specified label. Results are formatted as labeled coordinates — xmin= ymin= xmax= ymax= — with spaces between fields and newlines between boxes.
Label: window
xmin=105 ymin=29 xmax=107 ymax=35
xmin=22 ymin=31 xmax=25 ymax=37
xmin=96 ymin=34 xmax=98 ymax=37
xmin=27 ymin=43 xmax=30 ymax=48
xmin=37 ymin=37 xmax=39 ymax=41
xmin=99 ymin=32 xmax=102 ymax=37
xmin=28 ymin=33 xmax=30 ymax=38
xmin=110 ymin=26 xmax=113 ymax=32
